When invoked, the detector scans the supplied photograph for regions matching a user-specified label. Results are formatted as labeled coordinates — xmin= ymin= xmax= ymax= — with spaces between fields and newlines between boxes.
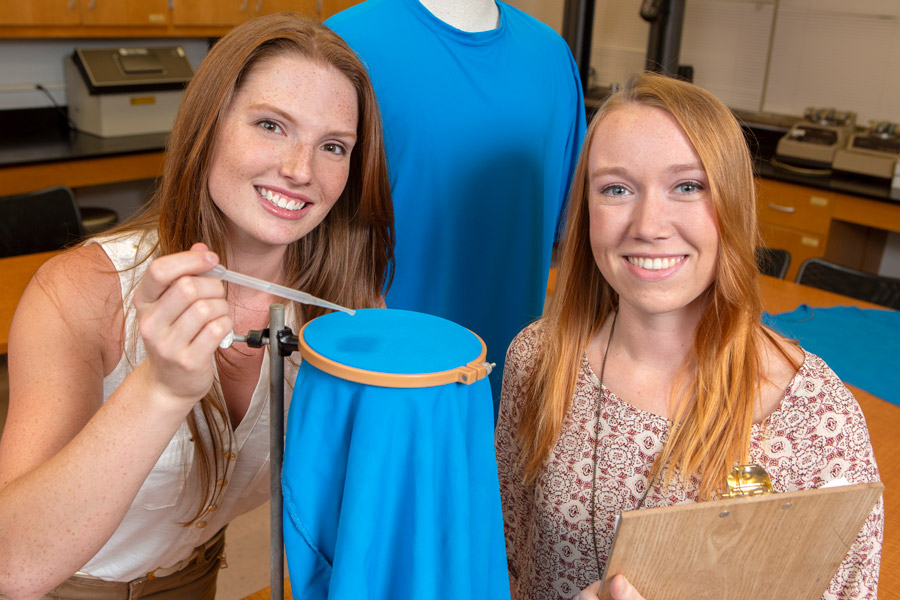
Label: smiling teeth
xmin=627 ymin=256 xmax=685 ymax=270
xmin=257 ymin=186 xmax=306 ymax=211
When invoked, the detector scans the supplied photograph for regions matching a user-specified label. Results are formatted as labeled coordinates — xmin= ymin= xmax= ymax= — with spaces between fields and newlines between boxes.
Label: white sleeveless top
xmin=80 ymin=232 xmax=299 ymax=581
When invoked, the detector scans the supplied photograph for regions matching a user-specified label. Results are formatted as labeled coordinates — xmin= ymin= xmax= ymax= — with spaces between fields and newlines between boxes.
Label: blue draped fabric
xmin=763 ymin=305 xmax=900 ymax=406
xmin=282 ymin=309 xmax=510 ymax=600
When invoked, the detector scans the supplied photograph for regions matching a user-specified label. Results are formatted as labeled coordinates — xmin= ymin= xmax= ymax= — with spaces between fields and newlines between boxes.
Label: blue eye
xmin=675 ymin=181 xmax=703 ymax=194
xmin=602 ymin=184 xmax=630 ymax=197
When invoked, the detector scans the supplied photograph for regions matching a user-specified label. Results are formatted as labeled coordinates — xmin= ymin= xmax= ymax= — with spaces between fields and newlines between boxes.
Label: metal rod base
xmin=269 ymin=304 xmax=285 ymax=600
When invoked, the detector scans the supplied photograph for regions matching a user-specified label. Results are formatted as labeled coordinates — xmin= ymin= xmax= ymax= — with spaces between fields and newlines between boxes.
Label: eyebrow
xmin=590 ymin=162 xmax=705 ymax=180
xmin=247 ymin=102 xmax=357 ymax=140
xmin=666 ymin=162 xmax=705 ymax=174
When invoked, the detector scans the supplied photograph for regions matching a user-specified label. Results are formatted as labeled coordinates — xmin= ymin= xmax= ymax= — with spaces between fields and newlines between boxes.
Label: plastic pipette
xmin=203 ymin=264 xmax=356 ymax=315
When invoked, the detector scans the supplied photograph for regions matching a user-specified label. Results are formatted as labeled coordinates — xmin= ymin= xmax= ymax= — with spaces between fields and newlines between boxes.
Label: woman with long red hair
xmin=0 ymin=13 xmax=392 ymax=599
xmin=496 ymin=72 xmax=882 ymax=600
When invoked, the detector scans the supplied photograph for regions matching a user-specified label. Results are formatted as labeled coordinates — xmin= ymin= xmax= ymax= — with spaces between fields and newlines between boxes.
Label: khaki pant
xmin=41 ymin=528 xmax=226 ymax=600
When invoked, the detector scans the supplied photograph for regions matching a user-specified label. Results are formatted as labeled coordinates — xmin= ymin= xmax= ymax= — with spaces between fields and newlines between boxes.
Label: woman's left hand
xmin=578 ymin=575 xmax=647 ymax=600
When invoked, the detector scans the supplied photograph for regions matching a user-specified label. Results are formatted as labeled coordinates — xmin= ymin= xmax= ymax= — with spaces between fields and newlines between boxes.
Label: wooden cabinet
xmin=0 ymin=0 xmax=170 ymax=28
xmin=320 ymin=0 xmax=360 ymax=20
xmin=0 ymin=0 xmax=352 ymax=36
xmin=756 ymin=177 xmax=899 ymax=281
xmin=756 ymin=178 xmax=832 ymax=281
xmin=254 ymin=0 xmax=318 ymax=18
xmin=79 ymin=0 xmax=169 ymax=26
xmin=758 ymin=221 xmax=825 ymax=281
xmin=0 ymin=0 xmax=79 ymax=26
xmin=171 ymin=0 xmax=327 ymax=26
xmin=171 ymin=0 xmax=249 ymax=27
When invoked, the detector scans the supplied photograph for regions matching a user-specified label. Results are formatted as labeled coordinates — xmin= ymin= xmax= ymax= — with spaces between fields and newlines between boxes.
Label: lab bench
xmin=0 ymin=107 xmax=165 ymax=196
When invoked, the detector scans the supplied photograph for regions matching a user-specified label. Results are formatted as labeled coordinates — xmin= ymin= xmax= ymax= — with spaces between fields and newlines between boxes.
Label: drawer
xmin=756 ymin=179 xmax=832 ymax=236
xmin=758 ymin=222 xmax=826 ymax=282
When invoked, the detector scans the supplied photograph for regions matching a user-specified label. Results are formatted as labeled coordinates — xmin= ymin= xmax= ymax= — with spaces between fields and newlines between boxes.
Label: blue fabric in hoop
xmin=282 ymin=308 xmax=510 ymax=599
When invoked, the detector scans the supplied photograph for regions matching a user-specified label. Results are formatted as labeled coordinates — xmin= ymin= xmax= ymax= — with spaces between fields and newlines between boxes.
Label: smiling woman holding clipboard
xmin=495 ymin=72 xmax=883 ymax=600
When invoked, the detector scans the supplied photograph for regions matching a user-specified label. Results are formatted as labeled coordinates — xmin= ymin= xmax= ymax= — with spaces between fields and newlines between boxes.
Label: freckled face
xmin=587 ymin=105 xmax=719 ymax=319
xmin=207 ymin=53 xmax=358 ymax=252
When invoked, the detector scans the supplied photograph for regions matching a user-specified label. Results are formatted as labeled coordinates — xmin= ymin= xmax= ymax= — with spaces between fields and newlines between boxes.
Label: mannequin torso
xmin=419 ymin=0 xmax=499 ymax=32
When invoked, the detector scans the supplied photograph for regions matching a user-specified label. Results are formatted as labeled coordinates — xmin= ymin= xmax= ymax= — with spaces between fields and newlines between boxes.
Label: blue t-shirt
xmin=327 ymin=0 xmax=586 ymax=411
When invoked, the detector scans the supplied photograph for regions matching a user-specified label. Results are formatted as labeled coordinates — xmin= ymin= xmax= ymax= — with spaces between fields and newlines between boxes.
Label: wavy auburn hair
xmin=518 ymin=72 xmax=791 ymax=499
xmin=118 ymin=12 xmax=394 ymax=521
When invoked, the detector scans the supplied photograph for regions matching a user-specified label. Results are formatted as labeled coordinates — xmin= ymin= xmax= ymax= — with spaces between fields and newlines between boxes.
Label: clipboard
xmin=598 ymin=481 xmax=883 ymax=600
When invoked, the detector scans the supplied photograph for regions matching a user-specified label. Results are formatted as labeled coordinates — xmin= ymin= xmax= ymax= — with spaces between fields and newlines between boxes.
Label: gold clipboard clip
xmin=722 ymin=464 xmax=774 ymax=499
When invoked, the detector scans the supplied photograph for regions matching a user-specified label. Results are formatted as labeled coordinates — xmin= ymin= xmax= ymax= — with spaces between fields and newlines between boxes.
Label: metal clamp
xmin=722 ymin=464 xmax=774 ymax=498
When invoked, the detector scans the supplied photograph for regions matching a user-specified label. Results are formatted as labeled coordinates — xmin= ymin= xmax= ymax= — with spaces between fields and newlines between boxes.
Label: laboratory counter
xmin=0 ymin=107 xmax=165 ymax=195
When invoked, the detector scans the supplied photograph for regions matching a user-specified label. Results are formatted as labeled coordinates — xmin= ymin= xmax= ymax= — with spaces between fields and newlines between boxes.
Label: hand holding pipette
xmin=201 ymin=264 xmax=356 ymax=316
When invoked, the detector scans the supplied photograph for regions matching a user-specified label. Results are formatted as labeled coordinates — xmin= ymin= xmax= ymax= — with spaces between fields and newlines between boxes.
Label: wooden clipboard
xmin=599 ymin=482 xmax=883 ymax=600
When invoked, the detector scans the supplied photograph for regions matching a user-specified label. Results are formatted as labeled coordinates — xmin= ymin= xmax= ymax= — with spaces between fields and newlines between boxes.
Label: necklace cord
xmin=590 ymin=310 xmax=617 ymax=579
xmin=588 ymin=311 xmax=667 ymax=584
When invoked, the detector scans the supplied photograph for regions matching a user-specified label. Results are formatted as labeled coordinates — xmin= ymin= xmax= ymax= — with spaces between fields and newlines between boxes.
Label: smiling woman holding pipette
xmin=0 ymin=13 xmax=393 ymax=599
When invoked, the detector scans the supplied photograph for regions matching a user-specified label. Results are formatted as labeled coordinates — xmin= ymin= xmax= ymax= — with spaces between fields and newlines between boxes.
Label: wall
xmin=586 ymin=0 xmax=900 ymax=125
xmin=504 ymin=0 xmax=565 ymax=33
xmin=882 ymin=235 xmax=900 ymax=278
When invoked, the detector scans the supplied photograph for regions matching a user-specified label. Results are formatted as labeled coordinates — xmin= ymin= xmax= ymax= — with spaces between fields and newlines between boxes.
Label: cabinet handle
xmin=89 ymin=0 xmax=95 ymax=9
xmin=767 ymin=203 xmax=795 ymax=214
xmin=169 ymin=0 xmax=174 ymax=10
xmin=257 ymin=0 xmax=263 ymax=11
xmin=69 ymin=0 xmax=76 ymax=9
xmin=240 ymin=0 xmax=248 ymax=11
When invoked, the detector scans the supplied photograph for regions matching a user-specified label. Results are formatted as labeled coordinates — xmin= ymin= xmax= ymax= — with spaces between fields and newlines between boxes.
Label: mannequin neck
xmin=418 ymin=0 xmax=500 ymax=32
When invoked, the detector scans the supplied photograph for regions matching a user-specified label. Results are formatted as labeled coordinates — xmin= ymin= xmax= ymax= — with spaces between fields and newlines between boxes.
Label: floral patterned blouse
xmin=496 ymin=322 xmax=883 ymax=600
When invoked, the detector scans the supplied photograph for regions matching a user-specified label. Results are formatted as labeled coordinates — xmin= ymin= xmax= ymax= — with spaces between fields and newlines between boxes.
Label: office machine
xmin=833 ymin=120 xmax=900 ymax=180
xmin=775 ymin=107 xmax=856 ymax=169
xmin=64 ymin=46 xmax=194 ymax=137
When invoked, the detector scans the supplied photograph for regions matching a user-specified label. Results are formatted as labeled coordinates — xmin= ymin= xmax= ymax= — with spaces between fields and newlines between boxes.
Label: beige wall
xmin=504 ymin=0 xmax=565 ymax=34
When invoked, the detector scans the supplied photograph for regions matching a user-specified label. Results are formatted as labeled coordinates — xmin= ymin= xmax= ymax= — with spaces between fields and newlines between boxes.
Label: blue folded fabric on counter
xmin=763 ymin=305 xmax=900 ymax=406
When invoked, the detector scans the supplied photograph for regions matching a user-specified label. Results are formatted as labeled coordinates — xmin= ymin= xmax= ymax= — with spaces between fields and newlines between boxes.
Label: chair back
xmin=795 ymin=258 xmax=900 ymax=310
xmin=0 ymin=186 xmax=85 ymax=258
xmin=756 ymin=247 xmax=791 ymax=279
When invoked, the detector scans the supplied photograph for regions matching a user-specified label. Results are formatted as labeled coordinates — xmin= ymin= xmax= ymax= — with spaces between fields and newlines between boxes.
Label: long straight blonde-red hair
xmin=104 ymin=13 xmax=394 ymax=522
xmin=518 ymin=72 xmax=792 ymax=499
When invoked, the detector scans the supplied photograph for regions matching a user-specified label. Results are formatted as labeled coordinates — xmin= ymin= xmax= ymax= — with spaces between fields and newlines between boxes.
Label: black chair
xmin=80 ymin=206 xmax=119 ymax=235
xmin=756 ymin=247 xmax=791 ymax=279
xmin=0 ymin=186 xmax=85 ymax=258
xmin=795 ymin=258 xmax=900 ymax=310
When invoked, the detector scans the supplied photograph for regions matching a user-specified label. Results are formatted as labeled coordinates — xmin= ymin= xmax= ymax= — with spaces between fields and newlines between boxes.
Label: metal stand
xmin=268 ymin=304 xmax=285 ymax=600
xmin=641 ymin=0 xmax=686 ymax=78
xmin=235 ymin=304 xmax=300 ymax=600
xmin=562 ymin=0 xmax=596 ymax=93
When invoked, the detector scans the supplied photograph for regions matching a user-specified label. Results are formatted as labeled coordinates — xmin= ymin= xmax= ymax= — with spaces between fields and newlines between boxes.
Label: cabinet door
xmin=0 ymin=0 xmax=79 ymax=25
xmin=759 ymin=222 xmax=826 ymax=282
xmin=253 ymin=0 xmax=317 ymax=18
xmin=80 ymin=0 xmax=169 ymax=26
xmin=319 ymin=0 xmax=360 ymax=20
xmin=756 ymin=178 xmax=832 ymax=236
xmin=171 ymin=0 xmax=249 ymax=26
